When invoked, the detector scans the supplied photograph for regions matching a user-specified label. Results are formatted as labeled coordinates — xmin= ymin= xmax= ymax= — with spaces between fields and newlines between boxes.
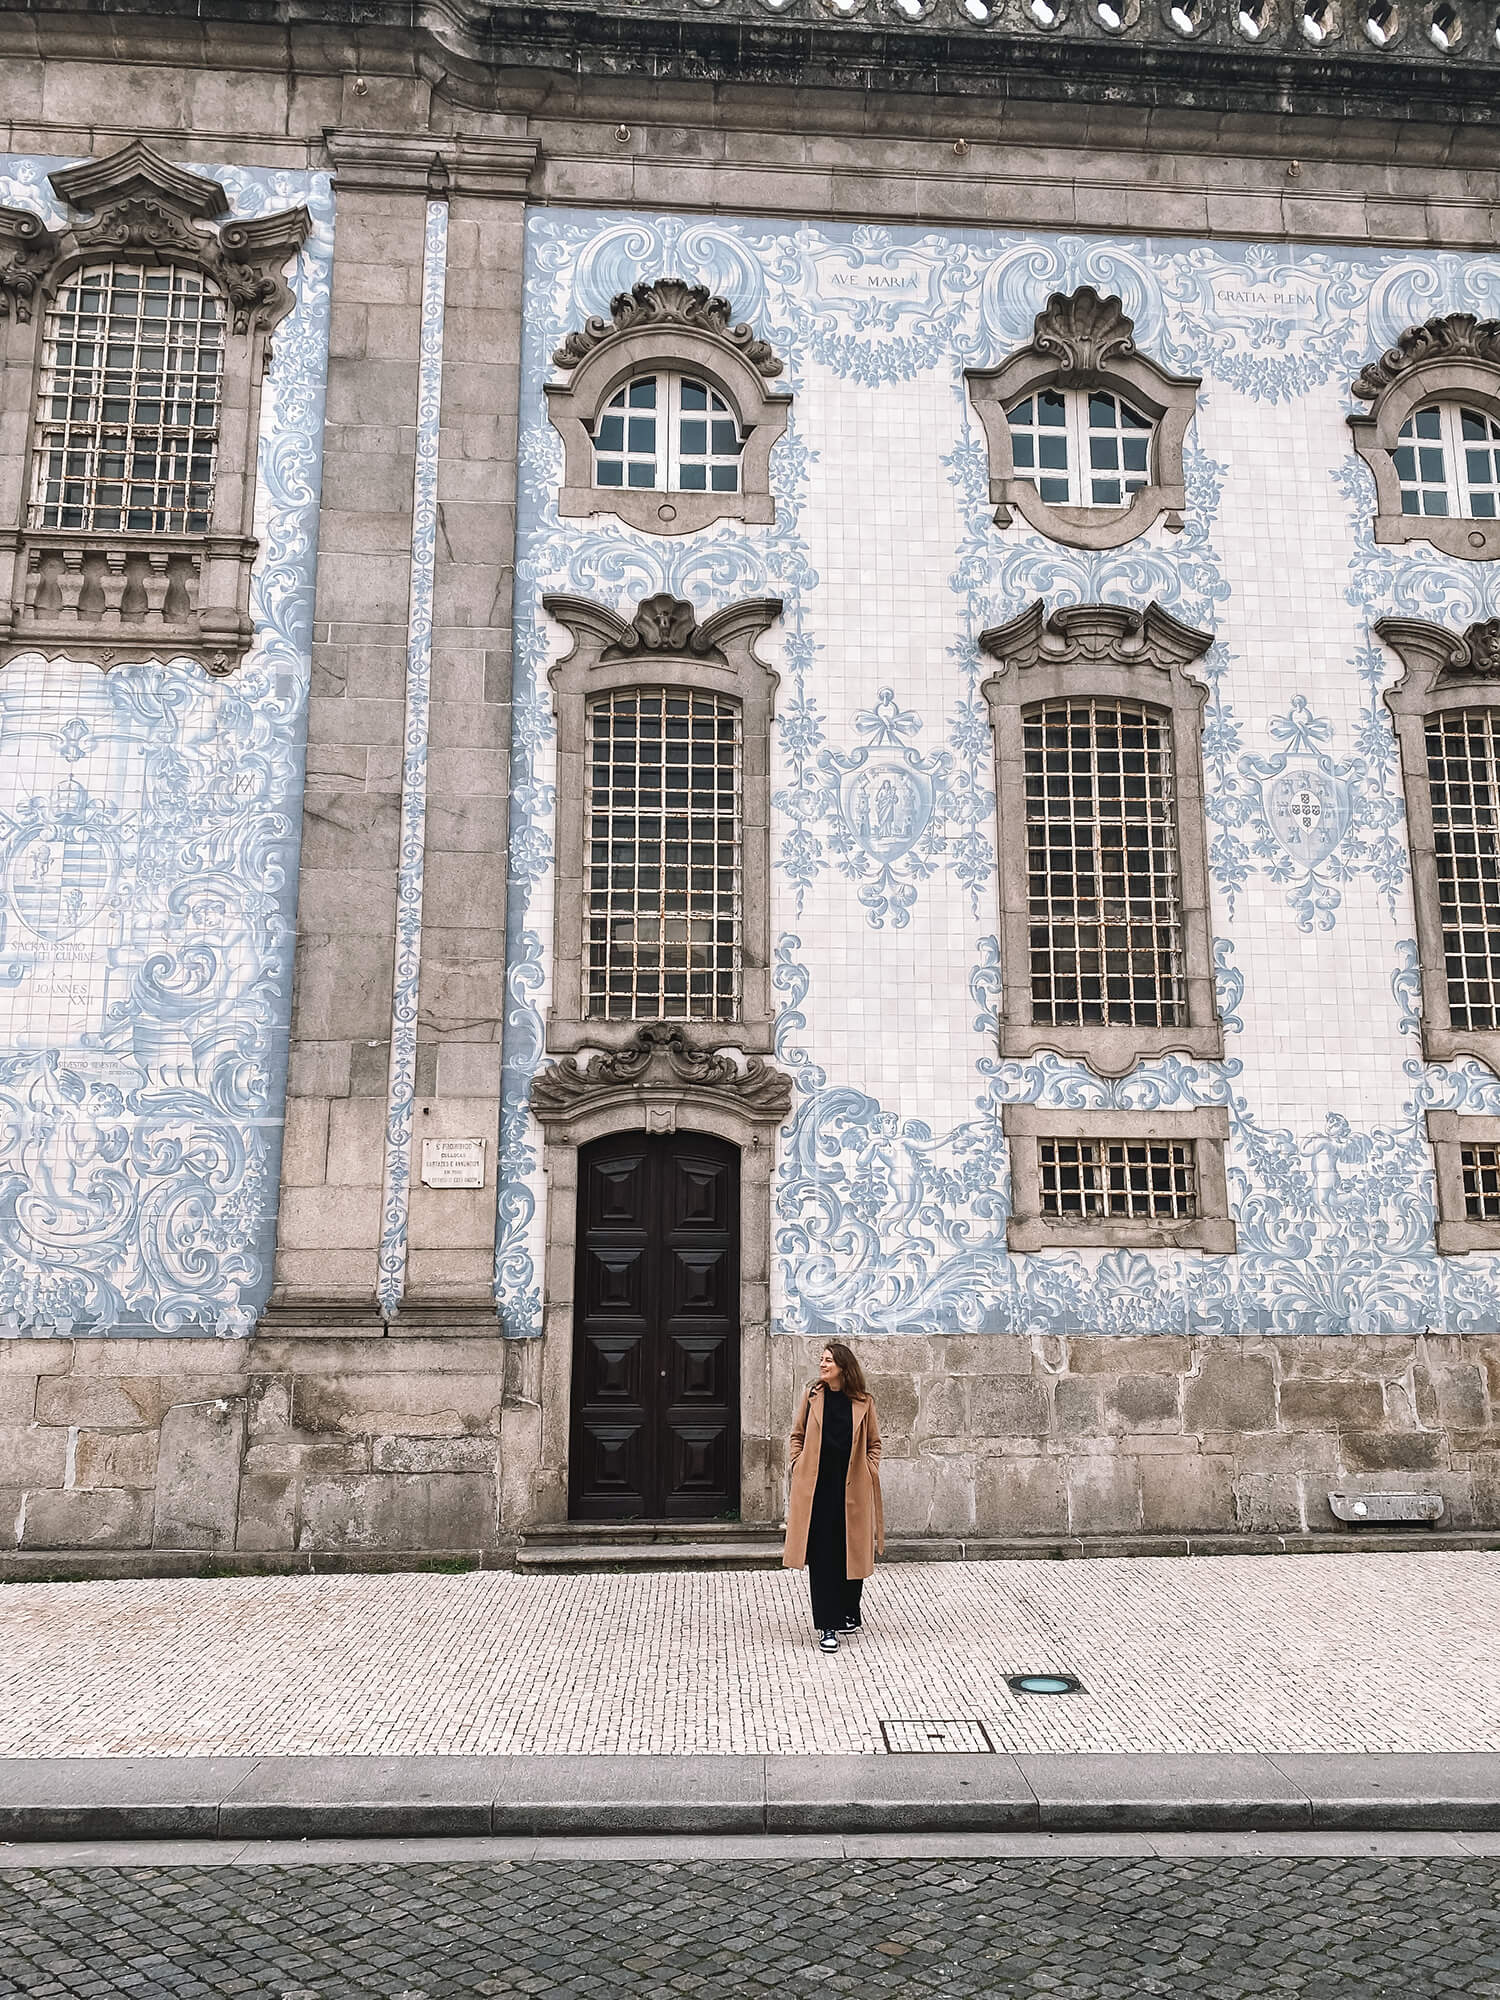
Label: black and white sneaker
xmin=819 ymin=1629 xmax=840 ymax=1652
xmin=840 ymin=1618 xmax=862 ymax=1635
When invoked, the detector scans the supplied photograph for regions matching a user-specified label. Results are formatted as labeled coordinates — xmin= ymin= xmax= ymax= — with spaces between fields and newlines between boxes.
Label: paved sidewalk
xmin=1 ymin=1550 xmax=1497 ymax=1759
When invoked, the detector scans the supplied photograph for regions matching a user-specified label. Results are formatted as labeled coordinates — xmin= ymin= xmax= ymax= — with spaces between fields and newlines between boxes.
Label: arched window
xmin=1005 ymin=388 xmax=1156 ymax=512
xmin=542 ymin=590 xmax=781 ymax=1054
xmin=585 ymin=685 xmax=743 ymax=1022
xmin=591 ymin=374 xmax=744 ymax=497
xmin=1394 ymin=405 xmax=1500 ymax=520
xmin=1351 ymin=315 xmax=1500 ymax=562
xmin=967 ymin=286 xmax=1198 ymax=552
xmin=980 ymin=600 xmax=1223 ymax=1074
xmin=30 ymin=262 xmax=225 ymax=534
xmin=546 ymin=278 xmax=790 ymax=535
xmin=0 ymin=140 xmax=308 ymax=676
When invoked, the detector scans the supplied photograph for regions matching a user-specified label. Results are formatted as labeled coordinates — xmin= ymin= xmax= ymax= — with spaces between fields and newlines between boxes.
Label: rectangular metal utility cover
xmin=1328 ymin=1490 xmax=1444 ymax=1523
xmin=880 ymin=1719 xmax=994 ymax=1754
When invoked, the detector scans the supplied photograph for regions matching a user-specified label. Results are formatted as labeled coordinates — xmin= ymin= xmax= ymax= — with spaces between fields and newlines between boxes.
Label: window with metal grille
xmin=1024 ymin=696 xmax=1185 ymax=1028
xmin=1005 ymin=387 xmax=1154 ymax=508
xmin=1461 ymin=1143 xmax=1500 ymax=1222
xmin=1038 ymin=1137 xmax=1199 ymax=1220
xmin=1395 ymin=404 xmax=1500 ymax=520
xmin=591 ymin=373 xmax=744 ymax=494
xmin=30 ymin=262 xmax=224 ymax=534
xmin=585 ymin=688 xmax=742 ymax=1021
xmin=1426 ymin=706 xmax=1500 ymax=1030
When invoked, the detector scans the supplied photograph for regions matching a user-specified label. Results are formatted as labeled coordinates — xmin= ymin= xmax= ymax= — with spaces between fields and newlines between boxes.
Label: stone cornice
xmin=324 ymin=130 xmax=540 ymax=198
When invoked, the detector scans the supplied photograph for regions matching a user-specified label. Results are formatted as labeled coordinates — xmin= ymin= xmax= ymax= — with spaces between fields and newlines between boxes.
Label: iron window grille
xmin=1394 ymin=404 xmax=1500 ymax=520
xmin=590 ymin=373 xmax=744 ymax=495
xmin=1038 ymin=1136 xmax=1199 ymax=1221
xmin=1462 ymin=1143 xmax=1500 ymax=1222
xmin=585 ymin=687 xmax=743 ymax=1023
xmin=1005 ymin=387 xmax=1154 ymax=509
xmin=30 ymin=262 xmax=224 ymax=534
xmin=1425 ymin=706 xmax=1500 ymax=1031
xmin=1023 ymin=695 xmax=1186 ymax=1030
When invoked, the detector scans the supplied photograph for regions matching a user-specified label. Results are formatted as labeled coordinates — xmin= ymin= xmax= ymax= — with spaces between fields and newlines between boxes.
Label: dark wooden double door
xmin=569 ymin=1131 xmax=740 ymax=1521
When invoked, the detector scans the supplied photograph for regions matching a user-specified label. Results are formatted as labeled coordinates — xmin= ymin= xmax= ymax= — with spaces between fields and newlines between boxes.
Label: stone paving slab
xmin=5 ymin=1751 xmax=1500 ymax=1840
xmin=3 ymin=1551 xmax=1499 ymax=1758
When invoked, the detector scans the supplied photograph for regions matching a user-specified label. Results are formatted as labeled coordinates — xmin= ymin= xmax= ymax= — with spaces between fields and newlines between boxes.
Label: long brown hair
xmin=818 ymin=1340 xmax=868 ymax=1401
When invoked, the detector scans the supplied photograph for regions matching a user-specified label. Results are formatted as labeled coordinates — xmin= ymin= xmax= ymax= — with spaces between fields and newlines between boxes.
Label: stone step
xmin=517 ymin=1522 xmax=784 ymax=1572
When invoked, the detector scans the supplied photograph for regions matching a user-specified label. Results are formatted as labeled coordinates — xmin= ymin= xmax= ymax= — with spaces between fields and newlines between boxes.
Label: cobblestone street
xmin=4 ymin=1552 xmax=1499 ymax=1758
xmin=2 ymin=1853 xmax=1499 ymax=1998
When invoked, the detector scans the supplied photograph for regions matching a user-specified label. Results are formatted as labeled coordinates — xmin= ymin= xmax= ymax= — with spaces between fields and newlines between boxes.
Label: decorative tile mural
xmin=499 ymin=210 xmax=1500 ymax=1341
xmin=0 ymin=154 xmax=333 ymax=1336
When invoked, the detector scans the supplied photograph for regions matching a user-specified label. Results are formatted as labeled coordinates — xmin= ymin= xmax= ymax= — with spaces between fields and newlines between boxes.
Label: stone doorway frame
xmin=527 ymin=1025 xmax=792 ymax=1529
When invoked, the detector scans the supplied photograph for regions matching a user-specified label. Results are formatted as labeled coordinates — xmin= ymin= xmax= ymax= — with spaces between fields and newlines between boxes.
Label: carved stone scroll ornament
xmin=979 ymin=599 xmax=1214 ymax=684
xmin=0 ymin=141 xmax=311 ymax=678
xmin=1377 ymin=614 xmax=1500 ymax=687
xmin=1349 ymin=313 xmax=1500 ymax=563
xmin=1352 ymin=312 xmax=1500 ymax=404
xmin=552 ymin=277 xmax=784 ymax=378
xmin=964 ymin=286 xmax=1199 ymax=552
xmin=0 ymin=208 xmax=62 ymax=323
xmin=529 ymin=1024 xmax=794 ymax=1125
xmin=540 ymin=590 xmax=785 ymax=673
xmin=1030 ymin=285 xmax=1137 ymax=378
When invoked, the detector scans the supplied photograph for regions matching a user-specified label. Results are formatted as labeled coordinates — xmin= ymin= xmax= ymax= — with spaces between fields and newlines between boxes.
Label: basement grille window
xmin=1426 ymin=706 xmax=1500 ymax=1030
xmin=1461 ymin=1143 xmax=1500 ymax=1222
xmin=1039 ymin=1137 xmax=1200 ymax=1222
xmin=585 ymin=688 xmax=743 ymax=1022
xmin=31 ymin=262 xmax=224 ymax=534
xmin=1024 ymin=696 xmax=1186 ymax=1028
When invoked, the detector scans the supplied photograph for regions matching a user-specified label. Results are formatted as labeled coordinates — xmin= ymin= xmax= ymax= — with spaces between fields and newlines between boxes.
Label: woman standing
xmin=783 ymin=1342 xmax=884 ymax=1652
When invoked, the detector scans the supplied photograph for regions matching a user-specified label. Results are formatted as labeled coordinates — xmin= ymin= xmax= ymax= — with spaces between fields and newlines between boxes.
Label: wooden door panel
xmin=580 ymin=1333 xmax=645 ymax=1405
xmin=583 ymin=1246 xmax=647 ymax=1319
xmin=665 ymin=1331 xmax=729 ymax=1405
xmin=577 ymin=1420 xmax=647 ymax=1507
xmin=667 ymin=1247 xmax=731 ymax=1318
xmin=571 ymin=1131 xmax=739 ymax=1522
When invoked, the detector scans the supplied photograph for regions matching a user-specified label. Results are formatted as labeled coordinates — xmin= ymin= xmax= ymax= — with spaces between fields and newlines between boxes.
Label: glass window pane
xmin=628 ymin=377 xmax=657 ymax=407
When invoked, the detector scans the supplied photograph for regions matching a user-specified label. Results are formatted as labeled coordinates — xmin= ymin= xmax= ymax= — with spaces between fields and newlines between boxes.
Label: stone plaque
xmin=420 ymin=1137 xmax=486 ymax=1189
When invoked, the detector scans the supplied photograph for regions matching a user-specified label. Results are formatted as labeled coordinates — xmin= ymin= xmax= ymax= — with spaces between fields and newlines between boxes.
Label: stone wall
xmin=765 ymin=1333 xmax=1500 ymax=1545
xmin=4 ymin=1333 xmax=1497 ymax=1572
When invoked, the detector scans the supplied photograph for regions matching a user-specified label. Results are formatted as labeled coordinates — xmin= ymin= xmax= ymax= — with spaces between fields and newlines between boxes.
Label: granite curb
xmin=3 ymin=1754 xmax=1500 ymax=1841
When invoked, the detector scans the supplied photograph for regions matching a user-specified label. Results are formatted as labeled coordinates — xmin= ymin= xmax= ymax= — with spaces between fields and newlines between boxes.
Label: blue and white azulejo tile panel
xmin=498 ymin=210 xmax=1500 ymax=1341
xmin=0 ymin=155 xmax=333 ymax=1337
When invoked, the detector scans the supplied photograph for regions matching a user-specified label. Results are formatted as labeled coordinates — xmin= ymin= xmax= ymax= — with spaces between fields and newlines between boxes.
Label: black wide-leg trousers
xmin=806 ymin=1467 xmax=863 ymax=1629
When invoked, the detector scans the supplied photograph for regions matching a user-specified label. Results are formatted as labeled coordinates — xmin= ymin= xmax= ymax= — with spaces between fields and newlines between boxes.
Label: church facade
xmin=2 ymin=0 xmax=1500 ymax=1567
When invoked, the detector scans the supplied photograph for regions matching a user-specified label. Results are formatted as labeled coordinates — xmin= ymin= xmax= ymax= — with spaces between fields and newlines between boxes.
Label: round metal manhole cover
xmin=1007 ymin=1672 xmax=1084 ymax=1695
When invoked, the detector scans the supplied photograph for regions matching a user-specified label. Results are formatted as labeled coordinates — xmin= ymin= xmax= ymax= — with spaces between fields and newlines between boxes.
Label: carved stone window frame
xmin=545 ymin=279 xmax=791 ymax=537
xmin=1379 ymin=613 xmax=1500 ymax=1068
xmin=1002 ymin=1104 xmax=1235 ymax=1253
xmin=1425 ymin=1109 xmax=1500 ymax=1255
xmin=965 ymin=287 xmax=1200 ymax=553
xmin=542 ymin=590 xmax=781 ymax=1055
xmin=980 ymin=600 xmax=1224 ymax=1078
xmin=1350 ymin=313 xmax=1500 ymax=563
xmin=0 ymin=140 xmax=309 ymax=677
xmin=526 ymin=1025 xmax=794 ymax=1528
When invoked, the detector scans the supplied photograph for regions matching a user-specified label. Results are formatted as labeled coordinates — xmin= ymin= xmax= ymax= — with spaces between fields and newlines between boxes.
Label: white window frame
xmin=1395 ymin=402 xmax=1500 ymax=522
xmin=591 ymin=371 xmax=744 ymax=498
xmin=1005 ymin=386 xmax=1155 ymax=512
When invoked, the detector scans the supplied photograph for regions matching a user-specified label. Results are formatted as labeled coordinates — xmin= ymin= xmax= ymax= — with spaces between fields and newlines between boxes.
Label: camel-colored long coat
xmin=782 ymin=1382 xmax=884 ymax=1579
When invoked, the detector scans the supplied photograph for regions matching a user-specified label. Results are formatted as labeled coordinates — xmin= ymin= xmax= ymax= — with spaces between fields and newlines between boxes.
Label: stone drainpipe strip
xmin=2 ymin=1754 xmax=1499 ymax=1840
xmin=375 ymin=193 xmax=449 ymax=1318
